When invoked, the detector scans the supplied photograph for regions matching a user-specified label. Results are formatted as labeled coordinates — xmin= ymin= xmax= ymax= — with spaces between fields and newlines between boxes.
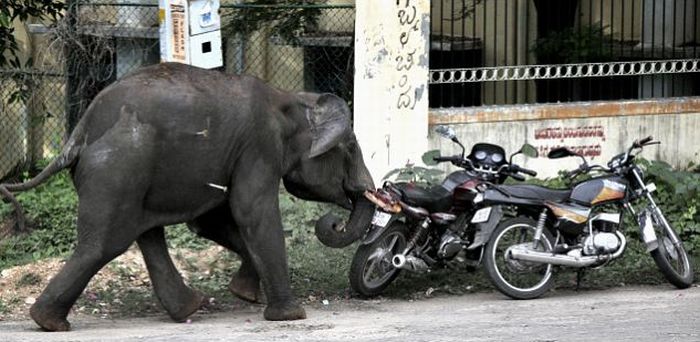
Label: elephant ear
xmin=306 ymin=93 xmax=352 ymax=158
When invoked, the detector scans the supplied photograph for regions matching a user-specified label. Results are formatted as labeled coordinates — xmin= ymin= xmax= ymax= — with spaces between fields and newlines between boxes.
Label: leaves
xmin=421 ymin=150 xmax=441 ymax=166
xmin=382 ymin=160 xmax=445 ymax=186
xmin=0 ymin=0 xmax=65 ymax=68
xmin=222 ymin=1 xmax=324 ymax=45
xmin=532 ymin=23 xmax=613 ymax=63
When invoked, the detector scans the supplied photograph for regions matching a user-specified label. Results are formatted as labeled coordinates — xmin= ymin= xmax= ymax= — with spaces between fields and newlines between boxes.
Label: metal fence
xmin=3 ymin=0 xmax=699 ymax=178
xmin=429 ymin=0 xmax=700 ymax=107
xmin=66 ymin=1 xmax=355 ymax=102
xmin=0 ymin=70 xmax=66 ymax=181
xmin=0 ymin=1 xmax=355 ymax=180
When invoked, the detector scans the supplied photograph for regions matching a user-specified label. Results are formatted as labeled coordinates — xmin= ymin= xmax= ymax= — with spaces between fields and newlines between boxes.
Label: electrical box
xmin=159 ymin=0 xmax=223 ymax=69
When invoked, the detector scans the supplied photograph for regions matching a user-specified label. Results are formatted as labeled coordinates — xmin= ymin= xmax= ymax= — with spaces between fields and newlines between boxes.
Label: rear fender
xmin=467 ymin=206 xmax=504 ymax=250
xmin=361 ymin=211 xmax=402 ymax=245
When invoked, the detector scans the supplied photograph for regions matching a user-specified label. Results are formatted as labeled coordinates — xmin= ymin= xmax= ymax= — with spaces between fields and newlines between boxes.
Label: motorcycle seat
xmin=393 ymin=183 xmax=453 ymax=213
xmin=496 ymin=184 xmax=571 ymax=203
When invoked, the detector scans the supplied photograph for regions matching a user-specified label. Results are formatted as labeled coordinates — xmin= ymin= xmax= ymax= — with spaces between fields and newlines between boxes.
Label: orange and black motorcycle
xmin=479 ymin=136 xmax=694 ymax=299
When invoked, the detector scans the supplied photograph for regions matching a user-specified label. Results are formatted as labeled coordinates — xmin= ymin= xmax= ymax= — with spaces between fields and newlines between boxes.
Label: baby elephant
xmin=1 ymin=63 xmax=375 ymax=331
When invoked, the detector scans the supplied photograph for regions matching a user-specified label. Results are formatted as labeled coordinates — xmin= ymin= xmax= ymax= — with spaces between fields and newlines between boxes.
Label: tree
xmin=0 ymin=0 xmax=65 ymax=68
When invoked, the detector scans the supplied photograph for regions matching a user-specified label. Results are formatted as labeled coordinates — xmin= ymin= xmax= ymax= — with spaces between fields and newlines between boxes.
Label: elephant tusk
xmin=206 ymin=183 xmax=228 ymax=193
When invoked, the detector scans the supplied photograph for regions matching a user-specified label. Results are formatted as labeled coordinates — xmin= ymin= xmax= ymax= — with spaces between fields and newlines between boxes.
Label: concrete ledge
xmin=429 ymin=97 xmax=700 ymax=125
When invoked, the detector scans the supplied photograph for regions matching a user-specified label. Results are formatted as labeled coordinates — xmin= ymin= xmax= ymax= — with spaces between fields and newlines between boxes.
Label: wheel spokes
xmin=495 ymin=225 xmax=552 ymax=291
xmin=362 ymin=233 xmax=404 ymax=287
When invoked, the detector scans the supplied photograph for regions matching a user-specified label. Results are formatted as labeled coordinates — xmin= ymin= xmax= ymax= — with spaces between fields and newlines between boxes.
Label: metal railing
xmin=1 ymin=1 xmax=355 ymax=179
xmin=429 ymin=0 xmax=700 ymax=107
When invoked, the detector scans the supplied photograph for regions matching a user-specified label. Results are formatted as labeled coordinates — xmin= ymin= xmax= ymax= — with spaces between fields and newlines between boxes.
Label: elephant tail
xmin=0 ymin=117 xmax=87 ymax=233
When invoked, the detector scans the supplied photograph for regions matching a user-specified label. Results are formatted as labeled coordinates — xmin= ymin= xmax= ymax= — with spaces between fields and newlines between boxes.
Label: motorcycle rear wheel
xmin=649 ymin=209 xmax=694 ymax=288
xmin=484 ymin=217 xmax=555 ymax=300
xmin=349 ymin=222 xmax=408 ymax=297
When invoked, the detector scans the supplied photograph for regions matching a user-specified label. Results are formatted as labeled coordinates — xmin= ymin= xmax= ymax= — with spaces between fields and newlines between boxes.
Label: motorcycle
xmin=479 ymin=136 xmax=695 ymax=299
xmin=348 ymin=126 xmax=538 ymax=296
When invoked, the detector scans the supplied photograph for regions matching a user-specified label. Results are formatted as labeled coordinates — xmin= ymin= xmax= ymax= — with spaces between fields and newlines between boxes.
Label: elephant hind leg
xmin=137 ymin=226 xmax=204 ymax=321
xmin=30 ymin=231 xmax=135 ymax=331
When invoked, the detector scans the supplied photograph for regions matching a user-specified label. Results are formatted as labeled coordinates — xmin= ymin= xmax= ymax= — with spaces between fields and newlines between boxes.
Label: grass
xmin=0 ymin=165 xmax=698 ymax=318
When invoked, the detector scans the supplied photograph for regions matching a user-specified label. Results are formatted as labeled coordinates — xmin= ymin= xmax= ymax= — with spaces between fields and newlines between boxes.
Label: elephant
xmin=0 ymin=62 xmax=376 ymax=331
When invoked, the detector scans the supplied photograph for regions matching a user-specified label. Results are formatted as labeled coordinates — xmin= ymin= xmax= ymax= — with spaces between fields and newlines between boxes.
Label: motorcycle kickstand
xmin=576 ymin=269 xmax=586 ymax=291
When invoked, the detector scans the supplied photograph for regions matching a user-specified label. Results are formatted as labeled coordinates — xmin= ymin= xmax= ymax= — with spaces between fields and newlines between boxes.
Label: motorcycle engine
xmin=582 ymin=232 xmax=621 ymax=255
xmin=438 ymin=231 xmax=464 ymax=259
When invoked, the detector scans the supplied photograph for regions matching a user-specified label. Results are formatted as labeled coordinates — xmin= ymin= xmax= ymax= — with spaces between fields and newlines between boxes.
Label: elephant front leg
xmin=137 ymin=226 xmax=204 ymax=321
xmin=228 ymin=258 xmax=265 ymax=303
xmin=230 ymin=178 xmax=305 ymax=321
xmin=188 ymin=210 xmax=264 ymax=303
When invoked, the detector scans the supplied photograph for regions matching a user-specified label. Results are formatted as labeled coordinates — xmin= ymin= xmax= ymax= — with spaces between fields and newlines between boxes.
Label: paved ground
xmin=1 ymin=285 xmax=698 ymax=342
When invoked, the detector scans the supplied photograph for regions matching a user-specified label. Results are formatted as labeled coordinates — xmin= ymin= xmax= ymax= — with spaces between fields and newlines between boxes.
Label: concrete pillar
xmin=353 ymin=0 xmax=430 ymax=184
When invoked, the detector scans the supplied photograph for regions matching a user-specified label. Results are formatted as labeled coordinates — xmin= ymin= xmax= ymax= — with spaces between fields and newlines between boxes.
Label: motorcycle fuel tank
xmin=442 ymin=171 xmax=478 ymax=211
xmin=570 ymin=176 xmax=627 ymax=206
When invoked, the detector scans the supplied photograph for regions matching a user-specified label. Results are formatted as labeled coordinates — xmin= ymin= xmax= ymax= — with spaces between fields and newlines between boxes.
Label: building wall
xmin=429 ymin=97 xmax=700 ymax=178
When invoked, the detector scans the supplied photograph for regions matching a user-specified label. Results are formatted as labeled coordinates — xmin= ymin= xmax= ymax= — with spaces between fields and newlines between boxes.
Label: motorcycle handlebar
xmin=433 ymin=155 xmax=460 ymax=163
xmin=511 ymin=164 xmax=538 ymax=177
xmin=636 ymin=136 xmax=653 ymax=147
xmin=508 ymin=172 xmax=526 ymax=181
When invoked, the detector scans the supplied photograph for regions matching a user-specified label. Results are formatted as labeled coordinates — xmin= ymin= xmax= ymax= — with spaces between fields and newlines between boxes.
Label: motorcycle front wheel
xmin=349 ymin=221 xmax=408 ymax=297
xmin=484 ymin=217 xmax=555 ymax=299
xmin=649 ymin=208 xmax=694 ymax=288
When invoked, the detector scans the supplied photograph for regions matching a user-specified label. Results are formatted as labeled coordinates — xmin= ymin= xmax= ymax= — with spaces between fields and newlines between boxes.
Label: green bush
xmin=0 ymin=171 xmax=77 ymax=269
xmin=1 ymin=159 xmax=697 ymax=292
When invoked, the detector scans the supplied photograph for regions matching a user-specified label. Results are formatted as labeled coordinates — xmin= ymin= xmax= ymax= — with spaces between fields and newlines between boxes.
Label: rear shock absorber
xmin=402 ymin=218 xmax=431 ymax=255
xmin=392 ymin=217 xmax=432 ymax=272
xmin=532 ymin=209 xmax=548 ymax=249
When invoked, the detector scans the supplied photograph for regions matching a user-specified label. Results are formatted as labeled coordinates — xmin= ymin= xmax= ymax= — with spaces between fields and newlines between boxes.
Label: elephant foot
xmin=168 ymin=291 xmax=205 ymax=322
xmin=263 ymin=301 xmax=306 ymax=321
xmin=30 ymin=301 xmax=71 ymax=332
xmin=228 ymin=273 xmax=264 ymax=304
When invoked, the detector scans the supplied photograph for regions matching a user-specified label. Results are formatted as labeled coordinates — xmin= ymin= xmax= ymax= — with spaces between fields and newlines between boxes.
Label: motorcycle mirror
xmin=435 ymin=126 xmax=465 ymax=158
xmin=509 ymin=143 xmax=539 ymax=164
xmin=435 ymin=126 xmax=457 ymax=140
xmin=520 ymin=144 xmax=539 ymax=158
xmin=547 ymin=147 xmax=578 ymax=159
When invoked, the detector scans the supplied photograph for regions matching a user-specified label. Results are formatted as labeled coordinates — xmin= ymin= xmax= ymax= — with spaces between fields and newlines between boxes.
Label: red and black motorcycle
xmin=348 ymin=127 xmax=538 ymax=296
xmin=479 ymin=136 xmax=694 ymax=299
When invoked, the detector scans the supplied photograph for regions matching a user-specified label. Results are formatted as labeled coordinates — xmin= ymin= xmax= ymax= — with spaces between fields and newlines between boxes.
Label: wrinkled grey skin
xmin=0 ymin=63 xmax=375 ymax=331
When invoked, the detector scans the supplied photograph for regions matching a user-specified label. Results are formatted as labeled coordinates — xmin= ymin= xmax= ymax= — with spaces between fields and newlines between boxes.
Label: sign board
xmin=159 ymin=0 xmax=223 ymax=69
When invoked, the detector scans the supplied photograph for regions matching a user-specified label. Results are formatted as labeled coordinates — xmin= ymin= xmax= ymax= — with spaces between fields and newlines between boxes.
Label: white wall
xmin=430 ymin=101 xmax=700 ymax=178
xmin=353 ymin=0 xmax=431 ymax=183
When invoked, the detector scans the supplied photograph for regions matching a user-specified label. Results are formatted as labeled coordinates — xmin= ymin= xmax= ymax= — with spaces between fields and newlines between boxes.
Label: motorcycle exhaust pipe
xmin=392 ymin=254 xmax=429 ymax=272
xmin=509 ymin=232 xmax=626 ymax=268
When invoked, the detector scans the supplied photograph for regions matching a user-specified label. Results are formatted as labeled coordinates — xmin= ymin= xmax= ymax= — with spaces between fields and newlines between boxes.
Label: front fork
xmin=627 ymin=168 xmax=681 ymax=251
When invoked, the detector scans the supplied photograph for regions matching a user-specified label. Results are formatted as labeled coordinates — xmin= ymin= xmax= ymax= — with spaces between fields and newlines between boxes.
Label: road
xmin=1 ymin=285 xmax=698 ymax=342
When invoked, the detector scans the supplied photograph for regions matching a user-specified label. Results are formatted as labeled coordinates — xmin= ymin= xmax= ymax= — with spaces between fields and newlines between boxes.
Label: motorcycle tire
xmin=349 ymin=221 xmax=409 ymax=297
xmin=649 ymin=210 xmax=694 ymax=288
xmin=484 ymin=216 xmax=555 ymax=300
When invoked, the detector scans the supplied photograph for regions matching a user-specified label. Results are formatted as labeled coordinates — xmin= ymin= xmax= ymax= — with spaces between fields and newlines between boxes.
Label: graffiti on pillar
xmin=534 ymin=125 xmax=606 ymax=157
xmin=395 ymin=0 xmax=420 ymax=110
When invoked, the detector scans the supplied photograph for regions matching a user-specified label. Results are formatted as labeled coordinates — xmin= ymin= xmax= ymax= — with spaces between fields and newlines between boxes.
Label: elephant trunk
xmin=314 ymin=195 xmax=375 ymax=248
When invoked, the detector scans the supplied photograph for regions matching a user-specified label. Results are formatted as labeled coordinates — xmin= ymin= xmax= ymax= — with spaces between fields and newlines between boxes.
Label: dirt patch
xmin=0 ymin=245 xmax=240 ymax=322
